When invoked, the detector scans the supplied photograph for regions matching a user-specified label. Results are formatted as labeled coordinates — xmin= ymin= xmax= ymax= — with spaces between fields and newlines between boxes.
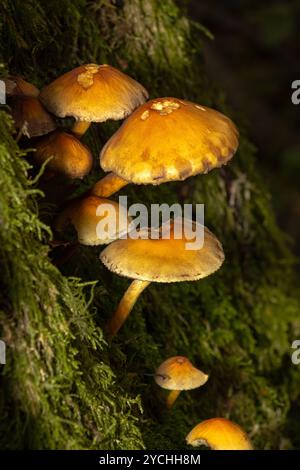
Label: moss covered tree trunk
xmin=0 ymin=0 xmax=299 ymax=450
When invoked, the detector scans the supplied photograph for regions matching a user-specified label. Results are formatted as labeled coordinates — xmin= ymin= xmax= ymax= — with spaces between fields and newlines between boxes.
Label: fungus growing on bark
xmin=55 ymin=195 xmax=130 ymax=246
xmin=40 ymin=64 xmax=148 ymax=137
xmin=34 ymin=131 xmax=93 ymax=179
xmin=155 ymin=356 xmax=208 ymax=408
xmin=3 ymin=75 xmax=39 ymax=97
xmin=186 ymin=418 xmax=253 ymax=450
xmin=100 ymin=219 xmax=225 ymax=336
xmin=92 ymin=97 xmax=239 ymax=197
xmin=10 ymin=95 xmax=56 ymax=138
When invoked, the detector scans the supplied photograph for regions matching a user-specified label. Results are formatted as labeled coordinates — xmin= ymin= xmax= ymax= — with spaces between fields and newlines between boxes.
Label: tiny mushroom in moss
xmin=155 ymin=356 xmax=208 ymax=408
xmin=34 ymin=130 xmax=93 ymax=180
xmin=186 ymin=418 xmax=253 ymax=450
xmin=40 ymin=63 xmax=148 ymax=137
xmin=10 ymin=95 xmax=57 ymax=138
xmin=55 ymin=195 xmax=131 ymax=247
xmin=92 ymin=97 xmax=239 ymax=197
xmin=100 ymin=219 xmax=225 ymax=337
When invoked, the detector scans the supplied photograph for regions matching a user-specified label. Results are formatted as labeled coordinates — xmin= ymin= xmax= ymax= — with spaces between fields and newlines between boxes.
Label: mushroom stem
xmin=71 ymin=120 xmax=91 ymax=137
xmin=166 ymin=390 xmax=181 ymax=408
xmin=107 ymin=279 xmax=151 ymax=336
xmin=91 ymin=172 xmax=129 ymax=198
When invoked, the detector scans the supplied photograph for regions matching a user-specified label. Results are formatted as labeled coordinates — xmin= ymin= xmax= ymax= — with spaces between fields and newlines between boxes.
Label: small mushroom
xmin=3 ymin=75 xmax=39 ymax=97
xmin=34 ymin=130 xmax=93 ymax=180
xmin=40 ymin=64 xmax=148 ymax=137
xmin=55 ymin=195 xmax=131 ymax=246
xmin=155 ymin=356 xmax=208 ymax=408
xmin=100 ymin=219 xmax=224 ymax=336
xmin=186 ymin=418 xmax=253 ymax=450
xmin=10 ymin=95 xmax=56 ymax=138
xmin=92 ymin=97 xmax=239 ymax=197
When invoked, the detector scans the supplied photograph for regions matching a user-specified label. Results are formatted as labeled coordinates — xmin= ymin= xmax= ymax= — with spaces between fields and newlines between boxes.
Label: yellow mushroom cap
xmin=40 ymin=64 xmax=148 ymax=122
xmin=55 ymin=196 xmax=131 ymax=246
xmin=100 ymin=97 xmax=239 ymax=185
xmin=100 ymin=220 xmax=224 ymax=283
xmin=34 ymin=131 xmax=93 ymax=179
xmin=10 ymin=96 xmax=57 ymax=138
xmin=3 ymin=75 xmax=39 ymax=97
xmin=186 ymin=418 xmax=253 ymax=450
xmin=155 ymin=356 xmax=208 ymax=391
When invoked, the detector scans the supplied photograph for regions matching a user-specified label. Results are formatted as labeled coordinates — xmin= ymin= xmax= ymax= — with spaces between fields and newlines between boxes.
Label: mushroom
xmin=39 ymin=64 xmax=148 ymax=137
xmin=3 ymin=75 xmax=39 ymax=97
xmin=155 ymin=356 xmax=208 ymax=408
xmin=92 ymin=97 xmax=239 ymax=197
xmin=55 ymin=195 xmax=131 ymax=246
xmin=10 ymin=95 xmax=57 ymax=138
xmin=100 ymin=219 xmax=225 ymax=336
xmin=34 ymin=130 xmax=93 ymax=180
xmin=186 ymin=418 xmax=253 ymax=450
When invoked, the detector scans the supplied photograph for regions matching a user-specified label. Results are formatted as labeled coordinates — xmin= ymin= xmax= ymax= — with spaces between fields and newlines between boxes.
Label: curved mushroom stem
xmin=106 ymin=279 xmax=151 ymax=337
xmin=166 ymin=390 xmax=181 ymax=409
xmin=91 ymin=172 xmax=129 ymax=198
xmin=72 ymin=120 xmax=91 ymax=137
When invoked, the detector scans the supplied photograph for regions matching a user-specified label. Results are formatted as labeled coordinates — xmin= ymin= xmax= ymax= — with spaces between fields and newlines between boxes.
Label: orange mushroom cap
xmin=34 ymin=131 xmax=93 ymax=179
xmin=40 ymin=64 xmax=148 ymax=122
xmin=3 ymin=75 xmax=39 ymax=97
xmin=155 ymin=356 xmax=208 ymax=391
xmin=186 ymin=418 xmax=253 ymax=450
xmin=10 ymin=95 xmax=56 ymax=138
xmin=55 ymin=195 xmax=131 ymax=246
xmin=100 ymin=97 xmax=239 ymax=185
xmin=100 ymin=220 xmax=224 ymax=283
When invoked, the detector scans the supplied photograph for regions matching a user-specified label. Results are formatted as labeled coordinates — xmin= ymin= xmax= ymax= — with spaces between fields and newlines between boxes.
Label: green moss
xmin=0 ymin=113 xmax=144 ymax=449
xmin=1 ymin=0 xmax=300 ymax=450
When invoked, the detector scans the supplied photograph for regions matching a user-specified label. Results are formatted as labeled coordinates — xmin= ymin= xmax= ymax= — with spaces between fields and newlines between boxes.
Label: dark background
xmin=186 ymin=0 xmax=300 ymax=257
xmin=1 ymin=0 xmax=300 ymax=450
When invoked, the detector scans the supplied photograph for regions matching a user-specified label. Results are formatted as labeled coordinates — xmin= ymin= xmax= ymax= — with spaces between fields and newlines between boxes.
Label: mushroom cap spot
xmin=55 ymin=196 xmax=131 ymax=246
xmin=40 ymin=64 xmax=148 ymax=122
xmin=99 ymin=220 xmax=225 ymax=283
xmin=159 ymin=108 xmax=173 ymax=115
xmin=150 ymin=99 xmax=180 ymax=116
xmin=155 ymin=356 xmax=208 ymax=391
xmin=3 ymin=76 xmax=39 ymax=97
xmin=150 ymin=101 xmax=164 ymax=111
xmin=186 ymin=418 xmax=253 ymax=450
xmin=77 ymin=72 xmax=95 ymax=89
xmin=34 ymin=131 xmax=93 ymax=179
xmin=84 ymin=64 xmax=100 ymax=72
xmin=100 ymin=97 xmax=239 ymax=184
xmin=141 ymin=110 xmax=150 ymax=121
xmin=10 ymin=95 xmax=56 ymax=137
xmin=77 ymin=64 xmax=101 ymax=89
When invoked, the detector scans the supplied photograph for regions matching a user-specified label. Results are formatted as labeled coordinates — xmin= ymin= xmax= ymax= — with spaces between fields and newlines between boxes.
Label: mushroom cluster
xmin=3 ymin=66 xmax=148 ymax=244
xmin=3 ymin=64 xmax=253 ymax=450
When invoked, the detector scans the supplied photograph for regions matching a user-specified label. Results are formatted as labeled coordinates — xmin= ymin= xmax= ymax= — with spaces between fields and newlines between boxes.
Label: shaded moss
xmin=0 ymin=113 xmax=144 ymax=449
